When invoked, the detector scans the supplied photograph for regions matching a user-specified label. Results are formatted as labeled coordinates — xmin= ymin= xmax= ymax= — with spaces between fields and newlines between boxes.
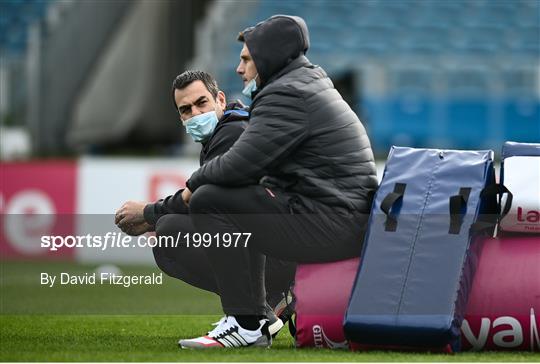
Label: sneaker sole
xmin=178 ymin=337 xmax=271 ymax=349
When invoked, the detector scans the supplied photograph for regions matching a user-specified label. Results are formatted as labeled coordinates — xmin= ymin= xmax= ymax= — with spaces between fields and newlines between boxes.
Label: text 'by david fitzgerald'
xmin=40 ymin=272 xmax=163 ymax=288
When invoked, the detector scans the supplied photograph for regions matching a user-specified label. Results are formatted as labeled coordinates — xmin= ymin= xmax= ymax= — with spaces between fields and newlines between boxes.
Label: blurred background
xmin=0 ymin=0 xmax=539 ymax=310
xmin=1 ymin=0 xmax=539 ymax=159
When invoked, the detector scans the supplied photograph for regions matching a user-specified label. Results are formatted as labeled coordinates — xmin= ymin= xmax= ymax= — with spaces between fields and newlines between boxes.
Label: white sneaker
xmin=178 ymin=316 xmax=271 ymax=349
xmin=209 ymin=314 xmax=282 ymax=337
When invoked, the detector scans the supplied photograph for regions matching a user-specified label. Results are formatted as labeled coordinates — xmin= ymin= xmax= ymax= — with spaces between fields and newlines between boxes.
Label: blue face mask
xmin=182 ymin=110 xmax=219 ymax=143
xmin=242 ymin=74 xmax=259 ymax=99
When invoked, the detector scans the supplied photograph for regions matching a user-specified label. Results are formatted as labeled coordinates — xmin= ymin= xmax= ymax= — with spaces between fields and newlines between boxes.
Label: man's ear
xmin=217 ymin=91 xmax=227 ymax=110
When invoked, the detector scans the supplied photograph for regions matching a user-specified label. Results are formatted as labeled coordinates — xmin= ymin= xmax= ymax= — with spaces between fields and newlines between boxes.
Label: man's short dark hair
xmin=171 ymin=70 xmax=219 ymax=109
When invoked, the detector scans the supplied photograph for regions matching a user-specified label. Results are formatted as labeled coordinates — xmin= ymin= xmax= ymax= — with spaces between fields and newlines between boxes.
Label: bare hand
xmin=182 ymin=188 xmax=192 ymax=206
xmin=115 ymin=201 xmax=152 ymax=236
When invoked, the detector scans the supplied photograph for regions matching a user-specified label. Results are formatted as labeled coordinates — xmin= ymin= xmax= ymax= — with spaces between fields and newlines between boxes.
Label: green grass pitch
xmin=1 ymin=261 xmax=539 ymax=362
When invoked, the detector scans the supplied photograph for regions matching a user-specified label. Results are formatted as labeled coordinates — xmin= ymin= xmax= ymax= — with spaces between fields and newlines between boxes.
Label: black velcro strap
xmin=449 ymin=187 xmax=471 ymax=234
xmin=473 ymin=183 xmax=514 ymax=236
xmin=480 ymin=183 xmax=513 ymax=221
xmin=380 ymin=183 xmax=407 ymax=232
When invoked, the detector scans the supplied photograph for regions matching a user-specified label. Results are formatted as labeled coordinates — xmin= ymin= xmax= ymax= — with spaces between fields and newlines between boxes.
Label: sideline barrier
xmin=0 ymin=158 xmax=199 ymax=263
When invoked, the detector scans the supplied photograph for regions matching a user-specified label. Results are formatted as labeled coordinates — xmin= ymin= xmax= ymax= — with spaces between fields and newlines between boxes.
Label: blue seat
xmin=465 ymin=5 xmax=516 ymax=27
xmin=387 ymin=66 xmax=435 ymax=147
xmin=388 ymin=93 xmax=433 ymax=147
xmin=514 ymin=4 xmax=540 ymax=26
xmin=256 ymin=0 xmax=302 ymax=18
xmin=398 ymin=26 xmax=449 ymax=55
xmin=408 ymin=6 xmax=461 ymax=28
xmin=452 ymin=26 xmax=504 ymax=55
xmin=309 ymin=37 xmax=333 ymax=56
xmin=312 ymin=20 xmax=343 ymax=39
xmin=447 ymin=99 xmax=491 ymax=148
xmin=360 ymin=96 xmax=391 ymax=152
xmin=504 ymin=98 xmax=540 ymax=142
xmin=507 ymin=26 xmax=540 ymax=55
xmin=444 ymin=67 xmax=492 ymax=148
xmin=501 ymin=67 xmax=540 ymax=142
xmin=352 ymin=6 xmax=402 ymax=27
xmin=343 ymin=24 xmax=396 ymax=55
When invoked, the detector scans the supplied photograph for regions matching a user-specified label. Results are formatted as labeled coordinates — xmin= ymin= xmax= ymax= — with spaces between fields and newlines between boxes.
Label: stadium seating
xmin=0 ymin=0 xmax=51 ymax=56
xmin=214 ymin=0 xmax=540 ymax=154
xmin=4 ymin=0 xmax=538 ymax=153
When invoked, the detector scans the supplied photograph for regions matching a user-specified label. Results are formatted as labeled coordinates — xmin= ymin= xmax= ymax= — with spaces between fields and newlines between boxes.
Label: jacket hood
xmin=201 ymin=101 xmax=248 ymax=147
xmin=221 ymin=101 xmax=249 ymax=123
xmin=238 ymin=15 xmax=310 ymax=85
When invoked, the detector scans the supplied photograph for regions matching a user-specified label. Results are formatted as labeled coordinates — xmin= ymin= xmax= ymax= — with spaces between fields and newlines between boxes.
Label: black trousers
xmin=152 ymin=212 xmax=297 ymax=310
xmin=185 ymin=184 xmax=368 ymax=315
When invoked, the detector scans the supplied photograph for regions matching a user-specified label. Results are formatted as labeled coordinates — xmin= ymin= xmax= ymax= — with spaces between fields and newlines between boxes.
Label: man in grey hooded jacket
xmin=178 ymin=15 xmax=378 ymax=349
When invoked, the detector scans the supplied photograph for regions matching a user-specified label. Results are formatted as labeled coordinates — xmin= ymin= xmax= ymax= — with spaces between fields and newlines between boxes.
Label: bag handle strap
xmin=449 ymin=187 xmax=471 ymax=234
xmin=380 ymin=183 xmax=407 ymax=232
xmin=480 ymin=183 xmax=513 ymax=220
xmin=469 ymin=183 xmax=513 ymax=235
xmin=288 ymin=316 xmax=297 ymax=338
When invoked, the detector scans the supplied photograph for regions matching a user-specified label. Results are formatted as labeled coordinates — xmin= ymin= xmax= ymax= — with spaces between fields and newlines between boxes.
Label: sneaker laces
xmin=206 ymin=316 xmax=228 ymax=335
xmin=210 ymin=316 xmax=227 ymax=327
xmin=208 ymin=316 xmax=235 ymax=338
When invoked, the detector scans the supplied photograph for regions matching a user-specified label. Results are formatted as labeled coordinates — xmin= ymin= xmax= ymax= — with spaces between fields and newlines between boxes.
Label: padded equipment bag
xmin=499 ymin=141 xmax=540 ymax=234
xmin=344 ymin=146 xmax=498 ymax=350
xmin=292 ymin=238 xmax=539 ymax=351
xmin=293 ymin=258 xmax=359 ymax=349
xmin=462 ymin=235 xmax=540 ymax=351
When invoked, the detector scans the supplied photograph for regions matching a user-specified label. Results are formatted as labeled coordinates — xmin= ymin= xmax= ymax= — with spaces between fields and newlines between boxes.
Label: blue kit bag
xmin=344 ymin=146 xmax=499 ymax=350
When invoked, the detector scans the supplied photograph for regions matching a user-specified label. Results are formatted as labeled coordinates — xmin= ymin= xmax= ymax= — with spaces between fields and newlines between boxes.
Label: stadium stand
xmin=200 ymin=0 xmax=540 ymax=155
xmin=0 ymin=0 xmax=50 ymax=56
xmin=1 ymin=0 xmax=538 ymax=156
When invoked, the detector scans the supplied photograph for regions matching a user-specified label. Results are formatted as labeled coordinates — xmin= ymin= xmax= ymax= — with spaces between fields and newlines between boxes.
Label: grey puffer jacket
xmin=187 ymin=15 xmax=378 ymax=212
